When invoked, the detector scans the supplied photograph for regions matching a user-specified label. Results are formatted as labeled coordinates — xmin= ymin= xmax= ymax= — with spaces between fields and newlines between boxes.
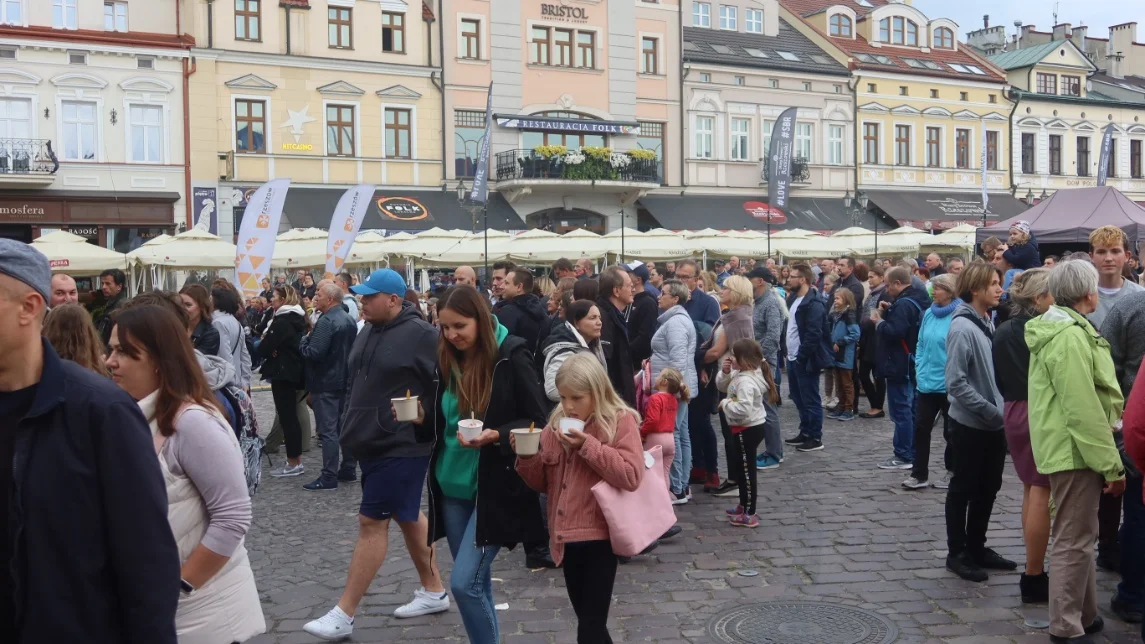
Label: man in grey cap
xmin=0 ymin=240 xmax=179 ymax=643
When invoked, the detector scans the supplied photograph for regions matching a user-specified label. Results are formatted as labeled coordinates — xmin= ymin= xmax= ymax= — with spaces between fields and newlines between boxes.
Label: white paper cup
xmin=511 ymin=428 xmax=541 ymax=456
xmin=458 ymin=418 xmax=484 ymax=441
xmin=559 ymin=417 xmax=585 ymax=435
xmin=392 ymin=396 xmax=419 ymax=422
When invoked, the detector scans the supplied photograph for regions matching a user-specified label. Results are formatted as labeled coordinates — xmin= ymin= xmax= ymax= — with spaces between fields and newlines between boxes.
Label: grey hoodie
xmin=196 ymin=350 xmax=238 ymax=391
xmin=945 ymin=301 xmax=1004 ymax=431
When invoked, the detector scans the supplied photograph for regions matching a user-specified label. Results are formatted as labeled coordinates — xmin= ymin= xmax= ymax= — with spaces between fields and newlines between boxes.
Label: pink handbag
xmin=591 ymin=445 xmax=677 ymax=557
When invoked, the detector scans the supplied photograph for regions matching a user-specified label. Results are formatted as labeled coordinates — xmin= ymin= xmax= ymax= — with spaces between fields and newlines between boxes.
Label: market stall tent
xmin=270 ymin=228 xmax=330 ymax=269
xmin=977 ymin=186 xmax=1145 ymax=244
xmin=32 ymin=231 xmax=129 ymax=274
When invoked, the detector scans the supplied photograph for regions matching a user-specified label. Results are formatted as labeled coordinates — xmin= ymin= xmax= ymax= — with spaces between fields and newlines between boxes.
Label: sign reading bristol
xmin=541 ymin=2 xmax=588 ymax=21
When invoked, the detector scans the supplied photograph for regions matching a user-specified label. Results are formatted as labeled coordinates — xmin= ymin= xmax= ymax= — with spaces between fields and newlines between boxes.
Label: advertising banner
xmin=324 ymin=184 xmax=375 ymax=278
xmin=765 ymin=107 xmax=799 ymax=214
xmin=192 ymin=186 xmax=217 ymax=235
xmin=471 ymin=84 xmax=494 ymax=204
xmin=233 ymin=179 xmax=291 ymax=297
xmin=980 ymin=126 xmax=989 ymax=214
xmin=1097 ymin=123 xmax=1115 ymax=186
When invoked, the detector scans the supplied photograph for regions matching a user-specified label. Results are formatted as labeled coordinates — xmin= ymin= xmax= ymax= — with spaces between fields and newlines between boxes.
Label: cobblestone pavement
xmin=243 ymin=389 xmax=1141 ymax=644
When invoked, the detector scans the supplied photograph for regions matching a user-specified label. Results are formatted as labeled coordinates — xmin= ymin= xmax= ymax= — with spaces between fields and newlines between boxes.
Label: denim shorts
xmin=359 ymin=455 xmax=430 ymax=522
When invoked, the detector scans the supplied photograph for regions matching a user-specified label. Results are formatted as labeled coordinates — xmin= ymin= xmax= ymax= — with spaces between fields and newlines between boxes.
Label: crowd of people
xmin=6 ymin=219 xmax=1145 ymax=643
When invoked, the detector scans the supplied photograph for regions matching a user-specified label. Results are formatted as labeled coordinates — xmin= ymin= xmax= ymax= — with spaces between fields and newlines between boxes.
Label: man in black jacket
xmin=95 ymin=267 xmax=128 ymax=348
xmin=0 ymin=240 xmax=179 ymax=643
xmin=783 ymin=263 xmax=832 ymax=452
xmin=597 ymin=266 xmax=637 ymax=407
xmin=626 ymin=264 xmax=658 ymax=369
xmin=494 ymin=268 xmax=550 ymax=358
xmin=300 ymin=282 xmax=361 ymax=491
xmin=874 ymin=266 xmax=931 ymax=471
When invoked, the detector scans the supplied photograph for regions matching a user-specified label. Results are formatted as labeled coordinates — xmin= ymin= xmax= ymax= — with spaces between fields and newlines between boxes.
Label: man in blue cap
xmin=305 ymin=268 xmax=449 ymax=640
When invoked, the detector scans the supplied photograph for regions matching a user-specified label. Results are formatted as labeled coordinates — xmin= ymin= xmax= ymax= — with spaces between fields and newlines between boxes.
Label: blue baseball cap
xmin=351 ymin=268 xmax=406 ymax=296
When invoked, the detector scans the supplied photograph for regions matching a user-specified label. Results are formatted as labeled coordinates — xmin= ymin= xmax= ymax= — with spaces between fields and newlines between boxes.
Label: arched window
xmin=829 ymin=14 xmax=852 ymax=37
xmin=934 ymin=27 xmax=954 ymax=49
xmin=879 ymin=16 xmax=920 ymax=45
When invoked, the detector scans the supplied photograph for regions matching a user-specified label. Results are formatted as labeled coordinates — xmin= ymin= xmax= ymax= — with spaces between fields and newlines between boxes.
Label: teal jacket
xmin=915 ymin=302 xmax=957 ymax=394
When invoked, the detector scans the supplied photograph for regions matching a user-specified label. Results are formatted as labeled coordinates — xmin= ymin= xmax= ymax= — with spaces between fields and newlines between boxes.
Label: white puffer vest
xmin=139 ymin=392 xmax=266 ymax=644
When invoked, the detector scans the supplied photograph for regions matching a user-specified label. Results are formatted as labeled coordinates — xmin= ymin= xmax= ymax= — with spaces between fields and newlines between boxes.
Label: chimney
xmin=1052 ymin=23 xmax=1071 ymax=40
xmin=1109 ymin=22 xmax=1138 ymax=77
xmin=1073 ymin=25 xmax=1087 ymax=50
xmin=983 ymin=15 xmax=989 ymax=30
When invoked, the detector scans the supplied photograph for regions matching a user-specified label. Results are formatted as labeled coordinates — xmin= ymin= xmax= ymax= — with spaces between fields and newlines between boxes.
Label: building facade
xmin=441 ymin=0 xmax=681 ymax=233
xmin=0 ymin=0 xmax=190 ymax=248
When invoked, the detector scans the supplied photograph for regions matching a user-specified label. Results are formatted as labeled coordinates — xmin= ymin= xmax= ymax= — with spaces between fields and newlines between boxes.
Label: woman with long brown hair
xmin=105 ymin=305 xmax=265 ymax=643
xmin=257 ymin=284 xmax=308 ymax=477
xmin=43 ymin=302 xmax=109 ymax=376
xmin=179 ymin=283 xmax=220 ymax=356
xmin=421 ymin=285 xmax=548 ymax=644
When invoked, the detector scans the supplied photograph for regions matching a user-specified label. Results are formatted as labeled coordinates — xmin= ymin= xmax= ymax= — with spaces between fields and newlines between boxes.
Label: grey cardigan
xmin=753 ymin=290 xmax=784 ymax=365
xmin=944 ymin=301 xmax=1004 ymax=431
xmin=650 ymin=305 xmax=699 ymax=394
xmin=212 ymin=311 xmax=252 ymax=390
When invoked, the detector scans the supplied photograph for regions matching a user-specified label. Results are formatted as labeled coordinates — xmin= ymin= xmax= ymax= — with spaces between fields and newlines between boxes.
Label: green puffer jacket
xmin=1026 ymin=305 xmax=1125 ymax=482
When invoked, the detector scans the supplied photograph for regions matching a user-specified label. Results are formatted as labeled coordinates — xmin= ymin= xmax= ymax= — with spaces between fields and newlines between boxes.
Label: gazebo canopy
xmin=32 ymin=231 xmax=129 ymax=274
xmin=977 ymin=187 xmax=1145 ymax=245
xmin=128 ymin=229 xmax=237 ymax=269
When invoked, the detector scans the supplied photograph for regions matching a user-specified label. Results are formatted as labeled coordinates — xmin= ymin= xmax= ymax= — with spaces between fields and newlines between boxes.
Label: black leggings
xmin=271 ymin=380 xmax=303 ymax=459
xmin=563 ymin=540 xmax=617 ymax=644
xmin=858 ymin=360 xmax=885 ymax=410
xmin=727 ymin=423 xmax=764 ymax=515
xmin=945 ymin=420 xmax=1007 ymax=555
xmin=911 ymin=392 xmax=951 ymax=482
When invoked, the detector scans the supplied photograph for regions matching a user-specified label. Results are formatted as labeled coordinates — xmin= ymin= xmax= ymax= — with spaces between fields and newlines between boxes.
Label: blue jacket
xmin=915 ymin=302 xmax=957 ymax=394
xmin=793 ymin=287 xmax=833 ymax=374
xmin=875 ymin=282 xmax=931 ymax=383
xmin=684 ymin=287 xmax=720 ymax=327
xmin=829 ymin=309 xmax=861 ymax=370
xmin=1003 ymin=234 xmax=1041 ymax=270
xmin=300 ymin=304 xmax=358 ymax=393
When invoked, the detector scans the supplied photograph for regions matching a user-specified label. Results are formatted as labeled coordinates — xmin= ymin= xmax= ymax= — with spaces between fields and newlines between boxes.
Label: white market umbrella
xmin=388 ymin=228 xmax=470 ymax=263
xmin=127 ymin=228 xmax=237 ymax=269
xmin=884 ymin=225 xmax=927 ymax=236
xmin=770 ymin=228 xmax=820 ymax=239
xmin=271 ymin=228 xmax=329 ymax=269
xmin=505 ymin=228 xmax=562 ymax=263
xmin=345 ymin=230 xmax=406 ymax=266
xmin=418 ymin=229 xmax=513 ymax=267
xmin=32 ymin=231 xmax=128 ymax=275
xmin=831 ymin=227 xmax=874 ymax=238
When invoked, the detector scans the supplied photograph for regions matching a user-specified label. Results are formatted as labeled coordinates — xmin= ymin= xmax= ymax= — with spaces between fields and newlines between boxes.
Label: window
xmin=329 ymin=8 xmax=352 ymax=49
xmin=899 ymin=86 xmax=908 ymax=96
xmin=930 ymin=89 xmax=939 ymax=99
xmin=730 ymin=118 xmax=749 ymax=161
xmin=235 ymin=99 xmax=266 ymax=154
xmin=693 ymin=2 xmax=710 ymax=27
xmin=235 ymin=0 xmax=260 ymax=41
xmin=553 ymin=29 xmax=572 ymax=66
xmin=746 ymin=9 xmax=762 ymax=34
xmin=460 ymin=19 xmax=479 ymax=59
xmin=454 ymin=110 xmax=485 ymax=178
xmin=734 ymin=75 xmax=745 ymax=85
xmin=695 ymin=116 xmax=713 ymax=159
xmin=576 ymin=31 xmax=595 ymax=68
xmin=895 ymin=125 xmax=910 ymax=166
xmin=925 ymin=127 xmax=940 ymax=167
xmin=641 ymin=37 xmax=657 ymax=74
xmin=879 ymin=17 xmax=918 ymax=45
xmin=530 ymin=27 xmax=550 ymax=65
xmin=137 ymin=57 xmax=154 ymax=69
xmin=326 ymin=105 xmax=355 ymax=157
xmin=828 ymin=124 xmax=844 ymax=165
xmin=637 ymin=121 xmax=665 ymax=184
xmin=1062 ymin=75 xmax=1081 ymax=96
xmin=1021 ymin=132 xmax=1035 ymax=174
xmin=906 ymin=19 xmax=918 ymax=46
xmin=867 ymin=83 xmax=876 ymax=92
xmin=934 ymin=27 xmax=954 ymax=49
xmin=777 ymin=51 xmax=799 ymax=61
xmin=803 ymin=81 xmax=811 ymax=91
xmin=0 ymin=98 xmax=32 ymax=145
xmin=128 ymin=105 xmax=162 ymax=163
xmin=53 ymin=0 xmax=77 ymax=29
xmin=1036 ymin=73 xmax=1057 ymax=95
xmin=1077 ymin=136 xmax=1090 ymax=176
xmin=988 ymin=94 xmax=997 ymax=104
xmin=829 ymin=14 xmax=852 ymax=37
xmin=1133 ymin=140 xmax=1143 ymax=178
xmin=382 ymin=12 xmax=404 ymax=53
xmin=986 ymin=130 xmax=998 ymax=170
xmin=69 ymin=51 xmax=87 ymax=65
xmin=104 ymin=2 xmax=127 ymax=32
xmin=61 ymin=101 xmax=96 ymax=160
xmin=955 ymin=128 xmax=970 ymax=168
xmin=719 ymin=5 xmax=736 ymax=30
xmin=795 ymin=123 xmax=812 ymax=160
xmin=762 ymin=119 xmax=773 ymax=154
xmin=769 ymin=78 xmax=778 ymax=88
xmin=1049 ymin=134 xmax=1062 ymax=174
xmin=863 ymin=123 xmax=879 ymax=164
xmin=384 ymin=108 xmax=411 ymax=159
xmin=700 ymin=72 xmax=711 ymax=83
xmin=1 ymin=0 xmax=21 ymax=25
xmin=834 ymin=84 xmax=842 ymax=93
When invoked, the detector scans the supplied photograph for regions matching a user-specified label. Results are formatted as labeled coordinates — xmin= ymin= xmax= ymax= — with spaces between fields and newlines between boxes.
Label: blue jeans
xmin=1116 ymin=476 xmax=1145 ymax=611
xmin=311 ymin=392 xmax=352 ymax=484
xmin=886 ymin=382 xmax=915 ymax=462
xmin=786 ymin=359 xmax=822 ymax=440
xmin=669 ymin=400 xmax=692 ymax=494
xmin=442 ymin=497 xmax=501 ymax=644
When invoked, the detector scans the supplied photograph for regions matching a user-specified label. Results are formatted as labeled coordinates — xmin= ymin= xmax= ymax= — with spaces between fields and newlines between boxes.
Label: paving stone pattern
xmin=243 ymin=390 xmax=1140 ymax=644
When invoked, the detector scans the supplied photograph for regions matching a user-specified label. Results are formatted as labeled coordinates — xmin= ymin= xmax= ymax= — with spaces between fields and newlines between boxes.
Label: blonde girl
xmin=515 ymin=353 xmax=644 ymax=644
xmin=715 ymin=339 xmax=773 ymax=529
xmin=640 ymin=368 xmax=692 ymax=483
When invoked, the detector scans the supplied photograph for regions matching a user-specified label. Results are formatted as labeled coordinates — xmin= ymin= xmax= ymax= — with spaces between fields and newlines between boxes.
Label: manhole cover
xmin=707 ymin=601 xmax=898 ymax=644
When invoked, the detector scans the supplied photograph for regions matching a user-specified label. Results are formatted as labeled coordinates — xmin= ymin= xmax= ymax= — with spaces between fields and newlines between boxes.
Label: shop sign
xmin=0 ymin=202 xmax=61 ymax=222
xmin=68 ymin=226 xmax=99 ymax=238
xmin=282 ymin=143 xmax=314 ymax=152
xmin=49 ymin=259 xmax=70 ymax=268
xmin=496 ymin=116 xmax=639 ymax=135
xmin=743 ymin=201 xmax=787 ymax=224
xmin=376 ymin=197 xmax=430 ymax=222
xmin=192 ymin=187 xmax=218 ymax=235
xmin=541 ymin=2 xmax=589 ymax=22
xmin=924 ymin=197 xmax=999 ymax=216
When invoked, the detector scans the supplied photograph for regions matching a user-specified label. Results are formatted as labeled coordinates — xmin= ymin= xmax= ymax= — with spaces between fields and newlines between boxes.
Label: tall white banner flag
xmin=324 ymin=184 xmax=376 ymax=279
xmin=980 ymin=125 xmax=989 ymax=214
xmin=234 ymin=178 xmax=291 ymax=297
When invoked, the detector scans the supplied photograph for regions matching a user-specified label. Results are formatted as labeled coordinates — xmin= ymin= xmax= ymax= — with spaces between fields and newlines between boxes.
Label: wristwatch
xmin=180 ymin=578 xmax=196 ymax=596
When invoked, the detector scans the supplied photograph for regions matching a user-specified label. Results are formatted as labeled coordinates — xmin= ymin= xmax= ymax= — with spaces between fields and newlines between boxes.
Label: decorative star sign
xmin=281 ymin=106 xmax=317 ymax=142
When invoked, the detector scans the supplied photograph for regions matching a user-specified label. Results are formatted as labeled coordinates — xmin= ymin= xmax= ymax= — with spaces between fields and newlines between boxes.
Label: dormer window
xmin=934 ymin=27 xmax=954 ymax=49
xmin=879 ymin=16 xmax=918 ymax=46
xmin=829 ymin=14 xmax=852 ymax=37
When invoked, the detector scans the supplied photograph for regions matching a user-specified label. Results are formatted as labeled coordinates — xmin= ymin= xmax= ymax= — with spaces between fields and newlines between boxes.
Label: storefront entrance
xmin=527 ymin=208 xmax=607 ymax=234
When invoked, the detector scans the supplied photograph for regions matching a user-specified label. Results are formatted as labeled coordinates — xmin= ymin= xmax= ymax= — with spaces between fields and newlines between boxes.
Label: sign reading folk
xmin=496 ymin=116 xmax=640 ymax=135
xmin=377 ymin=197 xmax=429 ymax=221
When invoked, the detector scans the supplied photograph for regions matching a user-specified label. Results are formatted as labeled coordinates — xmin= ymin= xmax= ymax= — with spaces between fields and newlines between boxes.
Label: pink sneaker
xmin=725 ymin=505 xmax=744 ymax=517
xmin=729 ymin=513 xmax=759 ymax=528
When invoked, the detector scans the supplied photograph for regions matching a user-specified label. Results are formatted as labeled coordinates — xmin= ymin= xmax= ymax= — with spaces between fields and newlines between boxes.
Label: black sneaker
xmin=302 ymin=478 xmax=338 ymax=491
xmin=525 ymin=545 xmax=557 ymax=569
xmin=784 ymin=433 xmax=810 ymax=445
xmin=796 ymin=438 xmax=824 ymax=452
xmin=337 ymin=470 xmax=358 ymax=483
xmin=973 ymin=547 xmax=1018 ymax=571
xmin=711 ymin=480 xmax=739 ymax=497
xmin=946 ymin=552 xmax=988 ymax=582
xmin=1049 ymin=635 xmax=1095 ymax=644
xmin=859 ymin=410 xmax=885 ymax=419
xmin=660 ymin=525 xmax=682 ymax=540
xmin=1084 ymin=615 xmax=1104 ymax=635
xmin=1097 ymin=548 xmax=1120 ymax=573
xmin=1020 ymin=572 xmax=1049 ymax=604
xmin=1111 ymin=596 xmax=1143 ymax=623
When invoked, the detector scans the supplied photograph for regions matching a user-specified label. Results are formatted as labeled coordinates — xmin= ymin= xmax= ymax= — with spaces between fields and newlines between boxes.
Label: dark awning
xmin=865 ymin=190 xmax=1028 ymax=230
xmin=638 ymin=195 xmax=884 ymax=232
xmin=278 ymin=188 xmax=524 ymax=232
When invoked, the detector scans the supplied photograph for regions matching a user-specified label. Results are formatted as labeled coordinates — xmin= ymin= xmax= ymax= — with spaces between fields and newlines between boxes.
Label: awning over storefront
xmin=865 ymin=190 xmax=1028 ymax=230
xmin=638 ymin=195 xmax=883 ymax=233
xmin=248 ymin=187 xmax=525 ymax=232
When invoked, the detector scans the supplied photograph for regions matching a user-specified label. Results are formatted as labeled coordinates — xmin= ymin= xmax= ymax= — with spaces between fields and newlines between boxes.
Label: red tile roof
xmin=0 ymin=24 xmax=193 ymax=48
xmin=779 ymin=0 xmax=1006 ymax=83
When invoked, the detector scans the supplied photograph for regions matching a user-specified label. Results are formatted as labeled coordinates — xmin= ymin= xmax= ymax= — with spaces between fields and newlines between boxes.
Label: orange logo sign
xmin=343 ymin=217 xmax=355 ymax=232
xmin=256 ymin=213 xmax=271 ymax=228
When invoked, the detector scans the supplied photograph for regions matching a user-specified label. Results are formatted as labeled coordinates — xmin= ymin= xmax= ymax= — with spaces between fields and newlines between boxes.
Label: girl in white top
xmin=715 ymin=339 xmax=778 ymax=529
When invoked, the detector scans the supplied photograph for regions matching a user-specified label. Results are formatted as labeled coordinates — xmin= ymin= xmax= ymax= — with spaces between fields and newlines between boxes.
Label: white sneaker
xmin=932 ymin=475 xmax=950 ymax=489
xmin=901 ymin=476 xmax=929 ymax=490
xmin=270 ymin=463 xmax=305 ymax=477
xmin=394 ymin=587 xmax=450 ymax=618
xmin=303 ymin=606 xmax=353 ymax=641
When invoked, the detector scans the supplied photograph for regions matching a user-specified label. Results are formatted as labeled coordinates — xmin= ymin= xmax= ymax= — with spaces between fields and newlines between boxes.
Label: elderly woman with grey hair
xmin=650 ymin=279 xmax=698 ymax=503
xmin=1027 ymin=260 xmax=1126 ymax=641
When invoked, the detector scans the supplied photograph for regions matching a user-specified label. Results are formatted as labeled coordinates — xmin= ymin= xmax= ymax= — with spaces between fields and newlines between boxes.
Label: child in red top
xmin=641 ymin=368 xmax=690 ymax=485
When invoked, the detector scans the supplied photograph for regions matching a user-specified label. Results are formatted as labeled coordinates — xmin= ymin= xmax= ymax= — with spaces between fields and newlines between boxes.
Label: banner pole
xmin=483 ymin=203 xmax=489 ymax=278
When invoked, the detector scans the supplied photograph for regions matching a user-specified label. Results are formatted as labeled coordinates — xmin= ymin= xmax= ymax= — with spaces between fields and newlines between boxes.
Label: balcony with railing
xmin=0 ymin=139 xmax=59 ymax=187
xmin=493 ymin=147 xmax=661 ymax=201
xmin=760 ymin=156 xmax=811 ymax=183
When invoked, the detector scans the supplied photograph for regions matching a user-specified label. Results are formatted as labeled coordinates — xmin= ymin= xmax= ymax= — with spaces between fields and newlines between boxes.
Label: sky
xmin=913 ymin=0 xmax=1143 ymax=41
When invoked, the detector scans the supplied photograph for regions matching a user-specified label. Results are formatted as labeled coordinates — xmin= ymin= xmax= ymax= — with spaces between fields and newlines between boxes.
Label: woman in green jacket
xmin=1026 ymin=259 xmax=1126 ymax=643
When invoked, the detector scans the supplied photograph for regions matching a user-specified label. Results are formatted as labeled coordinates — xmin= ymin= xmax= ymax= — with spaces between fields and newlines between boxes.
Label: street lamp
xmin=1039 ymin=189 xmax=1048 ymax=202
xmin=1025 ymin=188 xmax=1035 ymax=206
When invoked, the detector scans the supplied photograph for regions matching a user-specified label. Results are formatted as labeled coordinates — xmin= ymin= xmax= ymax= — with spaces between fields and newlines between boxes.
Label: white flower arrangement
xmin=564 ymin=151 xmax=586 ymax=165
xmin=609 ymin=153 xmax=631 ymax=169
